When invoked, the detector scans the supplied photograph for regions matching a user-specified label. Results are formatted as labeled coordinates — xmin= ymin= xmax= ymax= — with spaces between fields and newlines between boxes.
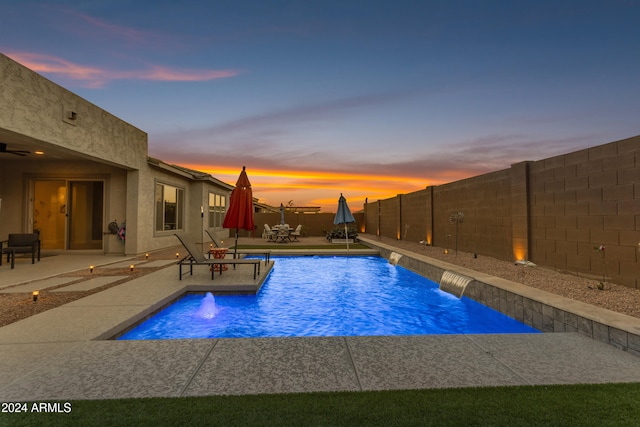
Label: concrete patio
xmin=1 ymin=240 xmax=639 ymax=401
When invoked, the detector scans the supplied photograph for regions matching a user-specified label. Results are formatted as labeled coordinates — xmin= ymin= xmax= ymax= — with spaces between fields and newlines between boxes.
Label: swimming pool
xmin=118 ymin=256 xmax=539 ymax=340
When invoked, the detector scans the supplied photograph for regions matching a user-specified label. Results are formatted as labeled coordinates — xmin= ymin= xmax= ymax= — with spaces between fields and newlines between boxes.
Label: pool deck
xmin=1 ymin=238 xmax=640 ymax=401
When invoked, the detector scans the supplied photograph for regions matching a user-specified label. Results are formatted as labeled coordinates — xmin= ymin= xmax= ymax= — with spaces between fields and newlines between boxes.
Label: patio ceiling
xmin=0 ymin=127 xmax=106 ymax=162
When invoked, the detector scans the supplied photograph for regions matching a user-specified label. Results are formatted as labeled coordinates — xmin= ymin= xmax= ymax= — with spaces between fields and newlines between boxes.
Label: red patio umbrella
xmin=222 ymin=166 xmax=255 ymax=257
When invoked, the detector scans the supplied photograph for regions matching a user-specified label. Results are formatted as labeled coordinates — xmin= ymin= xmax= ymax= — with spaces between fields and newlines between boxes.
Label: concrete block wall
xmin=364 ymin=199 xmax=379 ymax=236
xmin=432 ymin=169 xmax=513 ymax=260
xmin=529 ymin=135 xmax=640 ymax=288
xmin=379 ymin=197 xmax=399 ymax=239
xmin=364 ymin=135 xmax=640 ymax=289
xmin=398 ymin=190 xmax=428 ymax=242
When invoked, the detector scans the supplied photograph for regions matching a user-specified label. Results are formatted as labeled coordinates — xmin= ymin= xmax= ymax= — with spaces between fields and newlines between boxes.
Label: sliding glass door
xmin=33 ymin=180 xmax=104 ymax=250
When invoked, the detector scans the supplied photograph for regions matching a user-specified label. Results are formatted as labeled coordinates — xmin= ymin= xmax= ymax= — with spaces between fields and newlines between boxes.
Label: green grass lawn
xmin=4 ymin=384 xmax=640 ymax=426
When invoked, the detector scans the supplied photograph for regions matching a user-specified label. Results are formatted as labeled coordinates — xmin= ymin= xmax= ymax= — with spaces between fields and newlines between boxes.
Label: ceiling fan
xmin=0 ymin=142 xmax=30 ymax=156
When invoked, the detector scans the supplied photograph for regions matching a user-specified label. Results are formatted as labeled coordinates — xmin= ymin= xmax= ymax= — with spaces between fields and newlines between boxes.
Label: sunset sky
xmin=2 ymin=1 xmax=639 ymax=212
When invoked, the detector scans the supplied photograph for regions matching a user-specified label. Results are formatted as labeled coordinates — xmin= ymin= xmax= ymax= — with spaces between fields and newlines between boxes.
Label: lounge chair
xmin=174 ymin=233 xmax=261 ymax=280
xmin=289 ymin=224 xmax=302 ymax=242
xmin=0 ymin=233 xmax=41 ymax=269
xmin=205 ymin=230 xmax=270 ymax=263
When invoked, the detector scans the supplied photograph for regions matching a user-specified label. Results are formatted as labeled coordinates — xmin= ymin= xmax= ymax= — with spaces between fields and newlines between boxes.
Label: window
xmin=155 ymin=183 xmax=184 ymax=231
xmin=208 ymin=192 xmax=226 ymax=228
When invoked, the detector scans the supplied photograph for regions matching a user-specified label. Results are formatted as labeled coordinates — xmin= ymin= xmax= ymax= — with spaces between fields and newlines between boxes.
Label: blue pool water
xmin=118 ymin=256 xmax=539 ymax=340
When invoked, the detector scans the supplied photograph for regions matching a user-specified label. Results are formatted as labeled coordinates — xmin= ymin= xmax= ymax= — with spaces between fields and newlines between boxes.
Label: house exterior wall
xmin=0 ymin=159 xmax=128 ymax=253
xmin=366 ymin=135 xmax=640 ymax=289
xmin=1 ymin=53 xmax=232 ymax=256
xmin=0 ymin=54 xmax=148 ymax=169
xmin=0 ymin=53 xmax=146 ymax=254
xmin=129 ymin=166 xmax=232 ymax=254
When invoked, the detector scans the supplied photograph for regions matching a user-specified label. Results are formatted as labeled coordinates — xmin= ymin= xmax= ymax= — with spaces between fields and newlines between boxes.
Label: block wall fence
xmin=364 ymin=135 xmax=640 ymax=289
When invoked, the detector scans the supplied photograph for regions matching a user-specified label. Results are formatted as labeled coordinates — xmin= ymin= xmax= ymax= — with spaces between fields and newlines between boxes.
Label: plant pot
xmin=331 ymin=238 xmax=354 ymax=244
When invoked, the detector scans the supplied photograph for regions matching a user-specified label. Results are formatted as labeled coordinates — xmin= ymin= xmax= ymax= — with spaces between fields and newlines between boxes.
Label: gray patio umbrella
xmin=333 ymin=193 xmax=356 ymax=250
xmin=280 ymin=203 xmax=285 ymax=225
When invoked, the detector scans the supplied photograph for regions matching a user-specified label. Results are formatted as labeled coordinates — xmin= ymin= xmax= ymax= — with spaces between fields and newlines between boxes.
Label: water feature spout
xmin=196 ymin=292 xmax=218 ymax=319
xmin=388 ymin=252 xmax=403 ymax=266
xmin=439 ymin=271 xmax=473 ymax=298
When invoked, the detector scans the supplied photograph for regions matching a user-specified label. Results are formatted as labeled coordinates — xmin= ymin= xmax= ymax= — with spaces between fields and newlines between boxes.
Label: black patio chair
xmin=0 ymin=232 xmax=41 ymax=269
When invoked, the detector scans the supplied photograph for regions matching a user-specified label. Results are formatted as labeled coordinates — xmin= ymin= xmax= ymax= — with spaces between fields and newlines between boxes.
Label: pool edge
xmin=360 ymin=236 xmax=640 ymax=357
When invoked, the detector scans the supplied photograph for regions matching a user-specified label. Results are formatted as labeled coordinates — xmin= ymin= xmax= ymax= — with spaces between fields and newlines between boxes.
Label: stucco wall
xmin=0 ymin=54 xmax=148 ymax=169
xmin=0 ymin=159 xmax=128 ymax=252
xmin=1 ymin=53 xmax=233 ymax=256
xmin=133 ymin=167 xmax=233 ymax=254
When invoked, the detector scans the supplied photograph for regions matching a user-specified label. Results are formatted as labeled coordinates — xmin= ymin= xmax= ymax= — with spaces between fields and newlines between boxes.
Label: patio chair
xmin=174 ymin=233 xmax=261 ymax=280
xmin=263 ymin=224 xmax=276 ymax=241
xmin=205 ymin=229 xmax=270 ymax=263
xmin=0 ymin=232 xmax=41 ymax=269
xmin=289 ymin=224 xmax=302 ymax=242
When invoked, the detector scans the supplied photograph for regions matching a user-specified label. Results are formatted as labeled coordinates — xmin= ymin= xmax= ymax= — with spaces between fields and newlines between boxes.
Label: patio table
xmin=208 ymin=247 xmax=228 ymax=271
xmin=272 ymin=226 xmax=291 ymax=243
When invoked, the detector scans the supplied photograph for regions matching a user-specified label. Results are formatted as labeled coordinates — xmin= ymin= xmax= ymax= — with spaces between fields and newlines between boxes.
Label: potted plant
xmin=325 ymin=225 xmax=358 ymax=243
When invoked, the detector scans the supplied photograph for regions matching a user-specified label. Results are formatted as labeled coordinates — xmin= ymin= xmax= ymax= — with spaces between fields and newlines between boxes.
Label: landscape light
xmin=32 ymin=290 xmax=39 ymax=302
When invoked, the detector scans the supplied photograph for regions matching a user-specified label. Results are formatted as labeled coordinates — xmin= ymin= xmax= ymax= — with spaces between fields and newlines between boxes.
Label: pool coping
xmin=359 ymin=236 xmax=640 ymax=357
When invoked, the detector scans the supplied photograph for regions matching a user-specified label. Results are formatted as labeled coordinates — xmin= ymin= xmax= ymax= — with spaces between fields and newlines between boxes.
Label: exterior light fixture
xmin=515 ymin=259 xmax=536 ymax=267
xmin=34 ymin=150 xmax=45 ymax=155
xmin=32 ymin=290 xmax=39 ymax=302
xmin=444 ymin=249 xmax=449 ymax=254
xmin=176 ymin=252 xmax=179 ymax=258
xmin=145 ymin=253 xmax=149 ymax=260
xmin=90 ymin=265 xmax=94 ymax=273
xmin=130 ymin=264 xmax=134 ymax=272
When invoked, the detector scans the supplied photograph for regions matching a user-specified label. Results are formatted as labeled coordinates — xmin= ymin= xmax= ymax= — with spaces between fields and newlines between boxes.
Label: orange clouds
xmin=184 ymin=165 xmax=444 ymax=212
xmin=5 ymin=52 xmax=240 ymax=88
